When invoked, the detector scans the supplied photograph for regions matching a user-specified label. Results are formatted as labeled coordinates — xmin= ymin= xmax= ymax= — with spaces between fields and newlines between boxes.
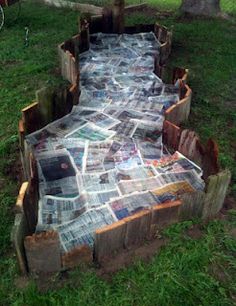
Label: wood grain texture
xmin=165 ymin=85 xmax=192 ymax=125
xmin=124 ymin=210 xmax=151 ymax=248
xmin=179 ymin=191 xmax=205 ymax=221
xmin=95 ymin=220 xmax=126 ymax=262
xmin=21 ymin=101 xmax=40 ymax=134
xmin=203 ymin=170 xmax=231 ymax=219
xmin=11 ymin=213 xmax=28 ymax=274
xmin=24 ymin=231 xmax=61 ymax=273
xmin=163 ymin=120 xmax=181 ymax=151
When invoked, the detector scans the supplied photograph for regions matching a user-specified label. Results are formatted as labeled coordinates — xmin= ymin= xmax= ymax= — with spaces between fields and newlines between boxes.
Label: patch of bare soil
xmin=97 ymin=237 xmax=168 ymax=279
xmin=15 ymin=276 xmax=30 ymax=290
xmin=186 ymin=224 xmax=203 ymax=240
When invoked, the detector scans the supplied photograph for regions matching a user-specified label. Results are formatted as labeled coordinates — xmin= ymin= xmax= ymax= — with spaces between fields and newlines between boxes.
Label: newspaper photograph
xmin=86 ymin=189 xmax=120 ymax=209
xmin=37 ymin=149 xmax=77 ymax=182
xmin=39 ymin=175 xmax=80 ymax=198
xmin=81 ymin=169 xmax=118 ymax=193
xmin=65 ymin=123 xmax=115 ymax=142
xmin=108 ymin=191 xmax=156 ymax=220
xmin=118 ymin=177 xmax=160 ymax=195
xmin=136 ymin=140 xmax=163 ymax=160
xmin=154 ymin=151 xmax=203 ymax=176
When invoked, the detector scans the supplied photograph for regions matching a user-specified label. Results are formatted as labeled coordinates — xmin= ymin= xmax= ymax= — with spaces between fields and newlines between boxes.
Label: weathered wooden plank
xmin=112 ymin=0 xmax=125 ymax=34
xmin=172 ymin=67 xmax=189 ymax=84
xmin=150 ymin=201 xmax=181 ymax=237
xmin=163 ymin=120 xmax=181 ymax=151
xmin=89 ymin=14 xmax=103 ymax=34
xmin=36 ymin=87 xmax=54 ymax=127
xmin=178 ymin=129 xmax=204 ymax=167
xmin=69 ymin=83 xmax=79 ymax=106
xmin=179 ymin=191 xmax=205 ymax=221
xmin=24 ymin=231 xmax=61 ymax=273
xmin=79 ymin=20 xmax=90 ymax=53
xmin=124 ymin=209 xmax=151 ymax=248
xmin=94 ymin=220 xmax=126 ymax=263
xmin=18 ymin=119 xmax=28 ymax=180
xmin=21 ymin=101 xmax=40 ymax=134
xmin=165 ymin=86 xmax=192 ymax=125
xmin=11 ymin=213 xmax=29 ymax=274
xmin=203 ymin=170 xmax=231 ymax=219
xmin=15 ymin=182 xmax=29 ymax=213
xmin=62 ymin=245 xmax=93 ymax=269
xmin=202 ymin=138 xmax=219 ymax=179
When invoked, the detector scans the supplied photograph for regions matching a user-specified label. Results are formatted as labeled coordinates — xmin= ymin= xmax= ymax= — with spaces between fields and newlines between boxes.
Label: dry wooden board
xmin=165 ymin=85 xmax=192 ymax=125
xmin=179 ymin=191 xmax=205 ymax=221
xmin=11 ymin=213 xmax=28 ymax=274
xmin=178 ymin=129 xmax=204 ymax=166
xmin=95 ymin=220 xmax=126 ymax=263
xmin=163 ymin=120 xmax=181 ymax=151
xmin=124 ymin=209 xmax=151 ymax=248
xmin=150 ymin=201 xmax=181 ymax=237
xmin=24 ymin=231 xmax=61 ymax=273
xmin=203 ymin=170 xmax=231 ymax=219
xmin=112 ymin=0 xmax=125 ymax=34
xmin=21 ymin=101 xmax=40 ymax=134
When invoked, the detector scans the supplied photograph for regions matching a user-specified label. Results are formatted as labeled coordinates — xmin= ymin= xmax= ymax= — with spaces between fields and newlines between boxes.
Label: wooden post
xmin=203 ymin=170 xmax=231 ymax=219
xmin=36 ymin=87 xmax=54 ymax=127
xmin=112 ymin=0 xmax=125 ymax=34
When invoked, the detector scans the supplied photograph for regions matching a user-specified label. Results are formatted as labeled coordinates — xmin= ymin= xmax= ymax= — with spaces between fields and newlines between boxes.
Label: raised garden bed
xmin=12 ymin=11 xmax=231 ymax=275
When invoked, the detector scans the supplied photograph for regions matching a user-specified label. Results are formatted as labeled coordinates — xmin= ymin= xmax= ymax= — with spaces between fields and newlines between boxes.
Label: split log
xmin=34 ymin=0 xmax=103 ymax=15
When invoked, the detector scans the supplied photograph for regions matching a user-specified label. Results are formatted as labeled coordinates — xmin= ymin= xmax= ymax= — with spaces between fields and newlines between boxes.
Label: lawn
xmin=0 ymin=0 xmax=236 ymax=305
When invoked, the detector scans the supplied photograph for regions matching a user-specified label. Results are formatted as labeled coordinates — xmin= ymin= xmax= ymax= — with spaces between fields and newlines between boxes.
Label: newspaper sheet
xmin=108 ymin=191 xmax=157 ymax=220
xmin=55 ymin=205 xmax=117 ymax=252
xmin=65 ymin=122 xmax=115 ymax=142
xmin=37 ymin=194 xmax=87 ymax=231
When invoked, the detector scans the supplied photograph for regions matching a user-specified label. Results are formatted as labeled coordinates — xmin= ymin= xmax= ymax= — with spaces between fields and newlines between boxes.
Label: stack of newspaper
xmin=26 ymin=32 xmax=204 ymax=254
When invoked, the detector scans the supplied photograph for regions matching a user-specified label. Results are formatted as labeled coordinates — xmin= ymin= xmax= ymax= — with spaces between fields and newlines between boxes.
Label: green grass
xmin=0 ymin=1 xmax=236 ymax=305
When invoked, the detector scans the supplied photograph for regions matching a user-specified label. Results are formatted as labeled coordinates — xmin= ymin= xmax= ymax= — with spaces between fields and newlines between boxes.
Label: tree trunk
xmin=180 ymin=0 xmax=221 ymax=16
